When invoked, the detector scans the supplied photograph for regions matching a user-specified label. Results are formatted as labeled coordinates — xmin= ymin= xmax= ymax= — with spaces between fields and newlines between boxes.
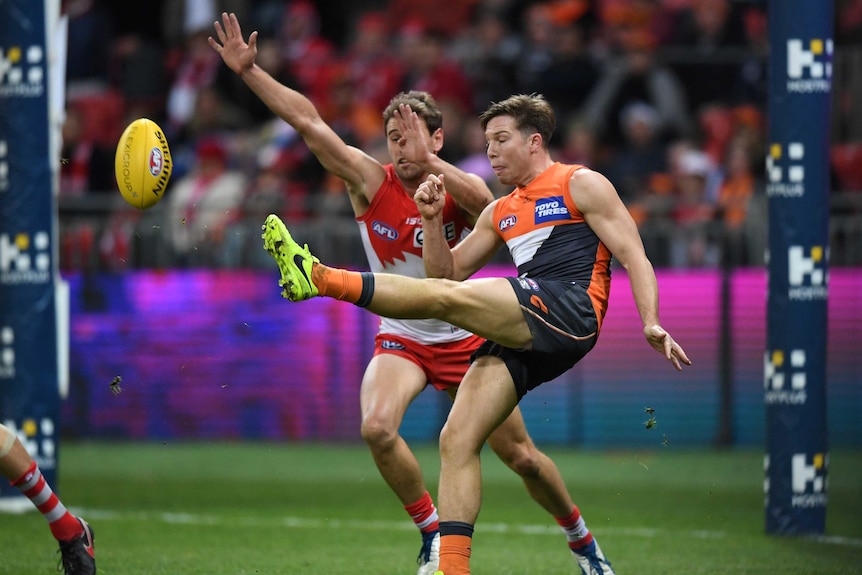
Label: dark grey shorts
xmin=471 ymin=277 xmax=599 ymax=399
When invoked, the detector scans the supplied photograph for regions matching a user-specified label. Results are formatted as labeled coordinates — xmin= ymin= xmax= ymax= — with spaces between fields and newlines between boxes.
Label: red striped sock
xmin=12 ymin=461 xmax=83 ymax=542
xmin=555 ymin=506 xmax=594 ymax=551
xmin=404 ymin=491 xmax=439 ymax=535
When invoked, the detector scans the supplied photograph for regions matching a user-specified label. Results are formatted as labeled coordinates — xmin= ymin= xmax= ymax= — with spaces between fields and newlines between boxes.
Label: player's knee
xmin=360 ymin=415 xmax=398 ymax=451
xmin=439 ymin=421 xmax=482 ymax=462
xmin=504 ymin=444 xmax=542 ymax=479
xmin=0 ymin=424 xmax=15 ymax=458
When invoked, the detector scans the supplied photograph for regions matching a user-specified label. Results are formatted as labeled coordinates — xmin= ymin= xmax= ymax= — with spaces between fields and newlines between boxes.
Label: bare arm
xmin=570 ymin=169 xmax=692 ymax=370
xmin=416 ymin=175 xmax=503 ymax=280
xmin=208 ymin=12 xmax=383 ymax=204
xmin=396 ymin=105 xmax=493 ymax=223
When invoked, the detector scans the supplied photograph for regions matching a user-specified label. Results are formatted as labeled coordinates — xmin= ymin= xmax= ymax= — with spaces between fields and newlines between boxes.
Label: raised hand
xmin=208 ymin=12 xmax=258 ymax=76
xmin=644 ymin=324 xmax=692 ymax=371
xmin=394 ymin=104 xmax=434 ymax=166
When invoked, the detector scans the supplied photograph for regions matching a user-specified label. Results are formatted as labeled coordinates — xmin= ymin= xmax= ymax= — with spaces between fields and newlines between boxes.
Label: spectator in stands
xmin=604 ymin=101 xmax=667 ymax=203
xmin=166 ymin=27 xmax=224 ymax=143
xmin=579 ymin=25 xmax=693 ymax=149
xmin=733 ymin=5 xmax=768 ymax=107
xmin=399 ymin=20 xmax=476 ymax=116
xmin=716 ymin=133 xmax=763 ymax=266
xmin=274 ymin=0 xmax=337 ymax=106
xmin=664 ymin=0 xmax=748 ymax=113
xmin=512 ymin=3 xmax=558 ymax=95
xmin=669 ymin=149 xmax=719 ymax=267
xmin=58 ymin=105 xmax=116 ymax=271
xmin=344 ymin=11 xmax=406 ymax=113
xmin=166 ymin=137 xmax=247 ymax=266
xmin=180 ymin=85 xmax=251 ymax=145
xmin=386 ymin=0 xmax=479 ymax=36
xmin=60 ymin=106 xmax=115 ymax=195
xmin=532 ymin=18 xmax=601 ymax=127
xmin=448 ymin=5 xmax=521 ymax=112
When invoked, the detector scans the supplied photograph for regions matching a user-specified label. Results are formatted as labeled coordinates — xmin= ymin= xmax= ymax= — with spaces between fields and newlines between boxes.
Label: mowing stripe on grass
xmin=72 ymin=508 xmax=862 ymax=547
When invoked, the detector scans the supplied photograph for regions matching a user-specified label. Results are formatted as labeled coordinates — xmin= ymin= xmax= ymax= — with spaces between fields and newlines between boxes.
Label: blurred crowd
xmin=58 ymin=0 xmax=862 ymax=271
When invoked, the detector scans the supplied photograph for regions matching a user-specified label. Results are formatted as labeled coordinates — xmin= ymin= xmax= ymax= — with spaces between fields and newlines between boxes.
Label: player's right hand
xmin=415 ymin=174 xmax=446 ymax=220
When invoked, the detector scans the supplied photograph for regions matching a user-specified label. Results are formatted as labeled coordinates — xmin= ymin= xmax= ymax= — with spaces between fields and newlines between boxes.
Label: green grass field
xmin=1 ymin=443 xmax=860 ymax=574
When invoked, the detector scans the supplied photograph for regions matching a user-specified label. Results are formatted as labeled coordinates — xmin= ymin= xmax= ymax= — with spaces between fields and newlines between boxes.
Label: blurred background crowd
xmin=58 ymin=0 xmax=862 ymax=271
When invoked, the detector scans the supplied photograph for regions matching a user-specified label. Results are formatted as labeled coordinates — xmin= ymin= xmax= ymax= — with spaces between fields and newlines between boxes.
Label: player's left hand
xmin=209 ymin=12 xmax=257 ymax=76
xmin=644 ymin=325 xmax=691 ymax=371
xmin=395 ymin=104 xmax=434 ymax=166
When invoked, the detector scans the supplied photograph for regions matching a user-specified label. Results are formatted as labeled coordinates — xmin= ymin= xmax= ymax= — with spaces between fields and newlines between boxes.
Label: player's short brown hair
xmin=479 ymin=94 xmax=555 ymax=149
xmin=382 ymin=91 xmax=443 ymax=135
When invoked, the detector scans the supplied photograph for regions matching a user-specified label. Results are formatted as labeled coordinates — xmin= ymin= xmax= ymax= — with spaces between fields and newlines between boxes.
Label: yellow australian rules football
xmin=114 ymin=118 xmax=172 ymax=209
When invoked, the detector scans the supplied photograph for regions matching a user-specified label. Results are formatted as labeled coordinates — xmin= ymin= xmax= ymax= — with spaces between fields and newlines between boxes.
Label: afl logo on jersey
xmin=372 ymin=221 xmax=399 ymax=240
xmin=498 ymin=214 xmax=517 ymax=232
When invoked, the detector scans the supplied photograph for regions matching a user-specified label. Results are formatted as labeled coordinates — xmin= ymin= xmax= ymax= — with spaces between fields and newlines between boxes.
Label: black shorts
xmin=471 ymin=277 xmax=599 ymax=399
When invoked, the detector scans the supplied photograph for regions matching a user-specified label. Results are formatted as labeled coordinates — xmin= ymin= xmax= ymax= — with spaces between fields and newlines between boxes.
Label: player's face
xmin=485 ymin=116 xmax=532 ymax=187
xmin=385 ymin=117 xmax=432 ymax=182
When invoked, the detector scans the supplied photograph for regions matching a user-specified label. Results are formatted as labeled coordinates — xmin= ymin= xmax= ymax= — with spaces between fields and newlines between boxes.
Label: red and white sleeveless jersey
xmin=492 ymin=162 xmax=612 ymax=330
xmin=356 ymin=164 xmax=473 ymax=343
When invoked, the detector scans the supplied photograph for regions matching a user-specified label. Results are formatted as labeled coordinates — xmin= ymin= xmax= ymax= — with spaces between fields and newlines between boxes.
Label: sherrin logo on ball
xmin=115 ymin=118 xmax=172 ymax=209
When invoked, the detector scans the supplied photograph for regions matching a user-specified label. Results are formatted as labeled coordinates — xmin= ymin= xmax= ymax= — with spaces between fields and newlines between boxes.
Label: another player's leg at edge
xmin=261 ymin=214 xmax=319 ymax=301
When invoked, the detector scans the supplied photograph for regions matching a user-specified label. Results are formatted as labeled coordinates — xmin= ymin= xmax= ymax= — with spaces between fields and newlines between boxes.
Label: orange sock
xmin=438 ymin=533 xmax=472 ymax=575
xmin=312 ymin=264 xmax=369 ymax=304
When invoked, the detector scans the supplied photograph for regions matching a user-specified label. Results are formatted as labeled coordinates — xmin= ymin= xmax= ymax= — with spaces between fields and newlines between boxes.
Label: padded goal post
xmin=0 ymin=0 xmax=67 ymax=511
xmin=765 ymin=0 xmax=833 ymax=535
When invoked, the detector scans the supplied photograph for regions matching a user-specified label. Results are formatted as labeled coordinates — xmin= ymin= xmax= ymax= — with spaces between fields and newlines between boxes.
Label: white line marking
xmin=71 ymin=508 xmax=862 ymax=547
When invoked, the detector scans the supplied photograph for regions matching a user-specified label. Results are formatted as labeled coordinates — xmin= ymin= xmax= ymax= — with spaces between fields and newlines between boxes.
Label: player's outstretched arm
xmin=395 ymin=105 xmax=492 ymax=222
xmin=208 ymin=12 xmax=379 ymax=193
xmin=571 ymin=168 xmax=692 ymax=371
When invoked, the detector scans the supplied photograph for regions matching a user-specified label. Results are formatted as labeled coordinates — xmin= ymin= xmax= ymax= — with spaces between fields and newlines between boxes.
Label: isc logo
xmin=764 ymin=349 xmax=806 ymax=405
xmin=0 ymin=231 xmax=51 ymax=285
xmin=0 ymin=44 xmax=44 ymax=97
xmin=787 ymin=39 xmax=832 ymax=93
xmin=0 ymin=326 xmax=14 ymax=379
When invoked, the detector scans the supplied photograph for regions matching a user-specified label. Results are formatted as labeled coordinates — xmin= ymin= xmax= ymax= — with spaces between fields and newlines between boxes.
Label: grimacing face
xmin=484 ymin=115 xmax=532 ymax=187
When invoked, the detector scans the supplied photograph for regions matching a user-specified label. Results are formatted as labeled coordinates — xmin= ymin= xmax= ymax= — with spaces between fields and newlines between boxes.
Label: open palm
xmin=208 ymin=12 xmax=258 ymax=76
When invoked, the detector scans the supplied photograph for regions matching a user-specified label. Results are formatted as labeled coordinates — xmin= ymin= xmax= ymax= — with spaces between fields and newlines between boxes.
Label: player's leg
xmin=360 ymin=351 xmax=441 ymax=575
xmin=486 ymin=410 xmax=615 ymax=574
xmin=262 ymin=214 xmax=532 ymax=348
xmin=0 ymin=424 xmax=96 ymax=575
xmin=361 ymin=353 xmax=430 ymax=505
xmin=486 ymin=407 xmax=575 ymax=517
xmin=435 ymin=357 xmax=520 ymax=575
